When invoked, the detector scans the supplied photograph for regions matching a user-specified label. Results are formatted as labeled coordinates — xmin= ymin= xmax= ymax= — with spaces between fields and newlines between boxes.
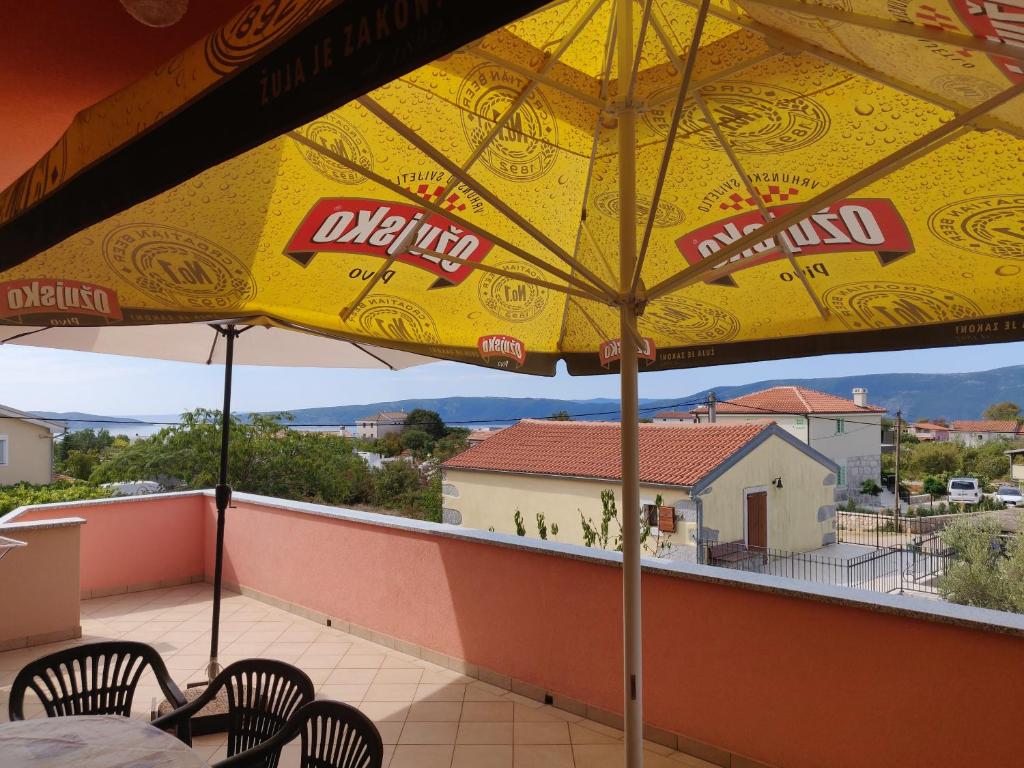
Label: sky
xmin=1 ymin=340 xmax=1022 ymax=417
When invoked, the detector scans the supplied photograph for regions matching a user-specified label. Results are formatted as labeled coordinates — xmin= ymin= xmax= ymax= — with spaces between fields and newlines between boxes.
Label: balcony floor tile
xmin=0 ymin=584 xmax=724 ymax=767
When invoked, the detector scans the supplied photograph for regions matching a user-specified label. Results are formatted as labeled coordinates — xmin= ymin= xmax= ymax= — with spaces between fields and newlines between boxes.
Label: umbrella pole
xmin=616 ymin=0 xmax=642 ymax=765
xmin=208 ymin=324 xmax=238 ymax=681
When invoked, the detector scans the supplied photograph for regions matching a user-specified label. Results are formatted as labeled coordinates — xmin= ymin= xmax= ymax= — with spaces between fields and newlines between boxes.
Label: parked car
xmin=993 ymin=485 xmax=1023 ymax=507
xmin=948 ymin=477 xmax=982 ymax=504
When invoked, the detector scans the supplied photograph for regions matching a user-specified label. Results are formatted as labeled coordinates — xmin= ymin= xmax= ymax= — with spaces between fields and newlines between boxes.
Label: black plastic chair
xmin=8 ymin=640 xmax=186 ymax=721
xmin=213 ymin=700 xmax=384 ymax=768
xmin=152 ymin=659 xmax=315 ymax=766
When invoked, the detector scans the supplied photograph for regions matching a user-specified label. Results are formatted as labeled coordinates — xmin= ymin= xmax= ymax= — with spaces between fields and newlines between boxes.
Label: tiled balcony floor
xmin=0 ymin=584 xmax=713 ymax=768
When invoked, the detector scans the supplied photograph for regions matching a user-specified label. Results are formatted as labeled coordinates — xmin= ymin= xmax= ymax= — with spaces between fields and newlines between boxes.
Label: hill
xmin=29 ymin=411 xmax=147 ymax=431
xmin=258 ymin=366 xmax=1024 ymax=425
xmin=674 ymin=366 xmax=1024 ymax=422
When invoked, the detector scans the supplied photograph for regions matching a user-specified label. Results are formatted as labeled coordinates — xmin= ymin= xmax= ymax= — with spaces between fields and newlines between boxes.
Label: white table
xmin=0 ymin=715 xmax=210 ymax=768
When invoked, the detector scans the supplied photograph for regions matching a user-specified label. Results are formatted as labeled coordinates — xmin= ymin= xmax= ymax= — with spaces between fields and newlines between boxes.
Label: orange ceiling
xmin=0 ymin=1 xmax=252 ymax=190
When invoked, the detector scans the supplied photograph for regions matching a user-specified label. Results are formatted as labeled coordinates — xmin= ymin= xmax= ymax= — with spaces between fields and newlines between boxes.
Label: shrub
xmin=0 ymin=482 xmax=113 ymax=515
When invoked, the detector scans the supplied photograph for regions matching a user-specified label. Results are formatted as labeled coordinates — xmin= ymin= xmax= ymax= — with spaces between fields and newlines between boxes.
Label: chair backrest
xmin=8 ymin=641 xmax=170 ymax=720
xmin=218 ymin=659 xmax=316 ymax=764
xmin=213 ymin=700 xmax=383 ymax=768
xmin=293 ymin=701 xmax=385 ymax=768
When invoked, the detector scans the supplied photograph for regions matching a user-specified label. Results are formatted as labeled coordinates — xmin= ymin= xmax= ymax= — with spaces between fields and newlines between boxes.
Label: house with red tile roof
xmin=949 ymin=420 xmax=1022 ymax=448
xmin=441 ymin=419 xmax=838 ymax=558
xmin=687 ymin=386 xmax=886 ymax=496
xmin=906 ymin=422 xmax=951 ymax=442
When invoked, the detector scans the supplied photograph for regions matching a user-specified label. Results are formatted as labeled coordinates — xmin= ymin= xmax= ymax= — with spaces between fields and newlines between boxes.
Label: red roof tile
xmin=909 ymin=422 xmax=950 ymax=431
xmin=692 ymin=386 xmax=886 ymax=415
xmin=653 ymin=411 xmax=693 ymax=420
xmin=950 ymin=420 xmax=1021 ymax=434
xmin=441 ymin=419 xmax=775 ymax=486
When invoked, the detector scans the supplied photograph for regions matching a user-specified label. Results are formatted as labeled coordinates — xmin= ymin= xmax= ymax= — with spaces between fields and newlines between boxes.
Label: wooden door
xmin=746 ymin=492 xmax=768 ymax=551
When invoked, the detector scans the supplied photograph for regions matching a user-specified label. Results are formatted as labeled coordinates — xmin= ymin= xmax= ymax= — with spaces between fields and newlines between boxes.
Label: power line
xmin=712 ymin=398 xmax=888 ymax=429
xmin=2 ymin=397 xmax=711 ymax=432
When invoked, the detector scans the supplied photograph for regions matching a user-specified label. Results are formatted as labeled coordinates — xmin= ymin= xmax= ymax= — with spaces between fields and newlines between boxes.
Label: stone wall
xmin=845 ymin=453 xmax=881 ymax=494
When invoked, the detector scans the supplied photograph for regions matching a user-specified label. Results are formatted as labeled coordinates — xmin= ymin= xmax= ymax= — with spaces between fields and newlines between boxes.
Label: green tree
xmin=907 ymin=442 xmax=961 ymax=477
xmin=983 ymin=402 xmax=1022 ymax=420
xmin=548 ymin=410 xmax=572 ymax=421
xmin=91 ymin=410 xmax=370 ymax=505
xmin=400 ymin=429 xmax=433 ymax=458
xmin=433 ymin=429 xmax=469 ymax=461
xmin=939 ymin=517 xmax=1011 ymax=610
xmin=859 ymin=479 xmax=882 ymax=497
xmin=963 ymin=440 xmax=1012 ymax=486
xmin=370 ymin=460 xmax=421 ymax=508
xmin=55 ymin=428 xmax=117 ymax=479
xmin=404 ymin=409 xmax=446 ymax=440
xmin=376 ymin=432 xmax=404 ymax=457
xmin=923 ymin=476 xmax=946 ymax=497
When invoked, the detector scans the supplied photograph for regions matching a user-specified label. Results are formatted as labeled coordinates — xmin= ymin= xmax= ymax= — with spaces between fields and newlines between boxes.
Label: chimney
xmin=852 ymin=387 xmax=867 ymax=408
xmin=707 ymin=391 xmax=717 ymax=423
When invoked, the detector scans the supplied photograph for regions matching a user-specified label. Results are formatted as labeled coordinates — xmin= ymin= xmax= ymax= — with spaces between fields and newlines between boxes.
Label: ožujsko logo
xmin=0 ymin=279 xmax=122 ymax=322
xmin=478 ymin=335 xmax=526 ymax=367
xmin=676 ymin=199 xmax=914 ymax=283
xmin=285 ymin=198 xmax=494 ymax=287
xmin=949 ymin=0 xmax=1023 ymax=83
xmin=598 ymin=338 xmax=657 ymax=368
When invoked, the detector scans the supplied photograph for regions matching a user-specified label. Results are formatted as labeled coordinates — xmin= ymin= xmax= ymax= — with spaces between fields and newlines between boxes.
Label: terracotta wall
xmin=211 ymin=496 xmax=1024 ymax=768
xmin=12 ymin=493 xmax=206 ymax=595
xmin=9 ymin=493 xmax=1023 ymax=766
xmin=0 ymin=520 xmax=82 ymax=650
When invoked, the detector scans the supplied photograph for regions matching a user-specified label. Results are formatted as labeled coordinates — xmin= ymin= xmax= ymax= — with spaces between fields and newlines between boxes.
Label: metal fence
xmin=705 ymin=519 xmax=959 ymax=596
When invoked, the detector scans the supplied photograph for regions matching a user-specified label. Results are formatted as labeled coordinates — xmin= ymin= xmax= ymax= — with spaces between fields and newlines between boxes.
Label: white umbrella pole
xmin=207 ymin=324 xmax=239 ymax=681
xmin=616 ymin=0 xmax=642 ymax=765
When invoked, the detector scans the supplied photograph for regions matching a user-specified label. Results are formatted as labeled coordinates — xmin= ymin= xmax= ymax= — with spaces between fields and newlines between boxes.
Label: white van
xmin=948 ymin=477 xmax=982 ymax=504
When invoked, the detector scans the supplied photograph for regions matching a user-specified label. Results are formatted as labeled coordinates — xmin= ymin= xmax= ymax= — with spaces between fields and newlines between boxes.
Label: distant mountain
xmin=256 ymin=397 xmax=653 ymax=427
xmin=31 ymin=366 xmax=1024 ymax=431
xmin=30 ymin=411 xmax=147 ymax=431
xmin=256 ymin=366 xmax=1024 ymax=425
xmin=672 ymin=366 xmax=1024 ymax=422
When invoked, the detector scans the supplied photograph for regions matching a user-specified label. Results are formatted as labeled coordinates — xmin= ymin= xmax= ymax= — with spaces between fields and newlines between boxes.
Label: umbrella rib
xmin=347 ymin=342 xmax=398 ymax=370
xmin=647 ymin=77 xmax=1024 ymax=298
xmin=357 ymin=96 xmax=619 ymax=299
xmin=0 ymin=327 xmax=51 ymax=344
xmin=643 ymin=0 xmax=686 ymax=71
xmin=629 ymin=0 xmax=711 ymax=296
xmin=626 ymin=0 xmax=655 ymax=105
xmin=286 ymin=131 xmax=606 ymax=302
xmin=733 ymin=0 xmax=1024 ymax=63
xmin=340 ymin=0 xmax=611 ymax=321
xmin=693 ymin=92 xmax=829 ymax=320
xmin=558 ymin=0 xmax=623 ymax=355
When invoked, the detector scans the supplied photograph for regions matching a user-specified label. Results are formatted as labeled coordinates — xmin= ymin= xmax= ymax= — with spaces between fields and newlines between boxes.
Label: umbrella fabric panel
xmin=1 ymin=0 xmax=1022 ymax=376
xmin=0 ymin=323 xmax=430 ymax=369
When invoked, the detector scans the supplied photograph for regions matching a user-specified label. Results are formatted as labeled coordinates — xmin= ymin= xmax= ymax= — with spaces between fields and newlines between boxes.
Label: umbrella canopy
xmin=0 ymin=1 xmax=1021 ymax=370
xmin=2 ymin=1 xmax=1022 ymax=765
xmin=0 ymin=320 xmax=432 ymax=368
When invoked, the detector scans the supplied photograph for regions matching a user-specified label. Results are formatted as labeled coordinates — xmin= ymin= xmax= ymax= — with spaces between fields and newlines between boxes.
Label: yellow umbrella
xmin=2 ymin=1 xmax=1023 ymax=764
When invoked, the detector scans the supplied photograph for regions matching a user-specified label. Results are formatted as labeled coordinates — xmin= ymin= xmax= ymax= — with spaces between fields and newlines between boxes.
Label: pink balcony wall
xmin=9 ymin=492 xmax=1024 ymax=767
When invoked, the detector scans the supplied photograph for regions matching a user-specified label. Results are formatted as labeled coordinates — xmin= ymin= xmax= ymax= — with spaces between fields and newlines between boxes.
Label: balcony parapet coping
xmin=0 ymin=516 xmax=86 ymax=532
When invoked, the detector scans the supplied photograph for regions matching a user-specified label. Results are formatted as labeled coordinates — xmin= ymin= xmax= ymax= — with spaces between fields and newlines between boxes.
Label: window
xmin=837 ymin=465 xmax=846 ymax=486
xmin=0 ymin=435 xmax=7 ymax=466
xmin=836 ymin=418 xmax=846 ymax=434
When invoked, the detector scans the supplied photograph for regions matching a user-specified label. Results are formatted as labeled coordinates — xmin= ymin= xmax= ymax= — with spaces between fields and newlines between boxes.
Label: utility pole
xmin=894 ymin=409 xmax=902 ymax=520
xmin=708 ymin=391 xmax=717 ymax=423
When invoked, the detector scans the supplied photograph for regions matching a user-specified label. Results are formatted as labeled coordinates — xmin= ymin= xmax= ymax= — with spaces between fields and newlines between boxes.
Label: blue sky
xmin=2 ymin=341 xmax=1021 ymax=416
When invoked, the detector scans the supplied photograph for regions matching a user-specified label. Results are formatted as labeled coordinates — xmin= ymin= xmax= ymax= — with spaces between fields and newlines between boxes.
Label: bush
xmin=859 ymin=479 xmax=883 ymax=496
xmin=0 ymin=482 xmax=113 ymax=515
xmin=923 ymin=476 xmax=946 ymax=497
